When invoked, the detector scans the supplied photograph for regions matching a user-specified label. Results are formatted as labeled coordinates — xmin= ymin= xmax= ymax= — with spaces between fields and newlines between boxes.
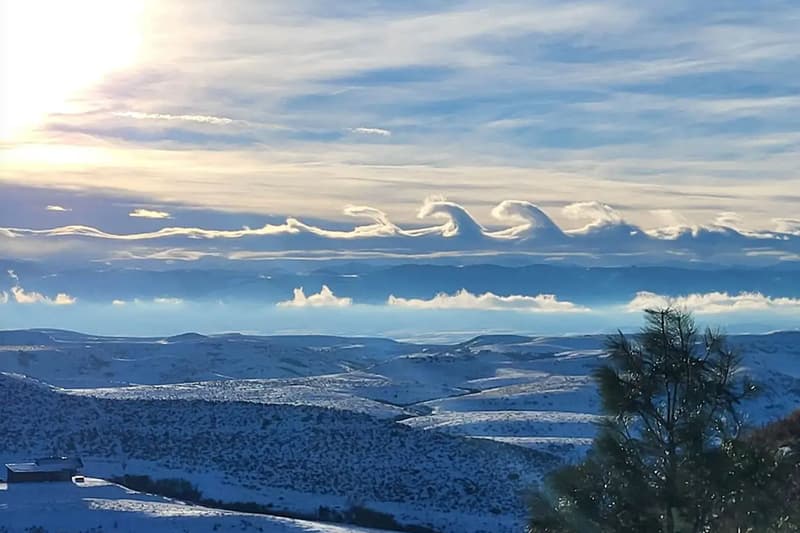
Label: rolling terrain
xmin=2 ymin=329 xmax=799 ymax=532
xmin=0 ymin=477 xmax=393 ymax=533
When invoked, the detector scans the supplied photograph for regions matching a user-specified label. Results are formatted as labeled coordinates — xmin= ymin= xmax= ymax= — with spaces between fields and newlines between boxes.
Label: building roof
xmin=5 ymin=457 xmax=83 ymax=473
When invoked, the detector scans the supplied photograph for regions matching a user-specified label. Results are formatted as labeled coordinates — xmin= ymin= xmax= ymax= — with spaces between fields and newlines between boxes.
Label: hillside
xmin=2 ymin=329 xmax=799 ymax=532
xmin=0 ymin=477 xmax=391 ymax=533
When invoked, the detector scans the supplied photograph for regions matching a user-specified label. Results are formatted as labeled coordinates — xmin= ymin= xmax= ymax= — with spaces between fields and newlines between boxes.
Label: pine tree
xmin=528 ymin=308 xmax=776 ymax=533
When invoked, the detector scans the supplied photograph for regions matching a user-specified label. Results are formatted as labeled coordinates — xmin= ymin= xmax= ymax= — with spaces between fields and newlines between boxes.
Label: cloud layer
xmin=2 ymin=197 xmax=798 ymax=266
xmin=388 ymin=289 xmax=587 ymax=312
xmin=626 ymin=291 xmax=800 ymax=314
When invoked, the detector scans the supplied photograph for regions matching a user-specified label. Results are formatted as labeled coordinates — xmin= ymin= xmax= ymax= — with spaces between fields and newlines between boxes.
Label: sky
xmin=1 ymin=0 xmax=799 ymax=231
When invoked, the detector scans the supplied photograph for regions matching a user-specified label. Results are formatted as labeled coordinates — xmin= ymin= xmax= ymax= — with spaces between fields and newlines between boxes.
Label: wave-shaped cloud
xmin=2 ymin=198 xmax=798 ymax=266
xmin=626 ymin=291 xmax=800 ymax=314
xmin=415 ymin=197 xmax=488 ymax=239
xmin=489 ymin=200 xmax=566 ymax=241
xmin=277 ymin=286 xmax=353 ymax=308
xmin=388 ymin=289 xmax=588 ymax=312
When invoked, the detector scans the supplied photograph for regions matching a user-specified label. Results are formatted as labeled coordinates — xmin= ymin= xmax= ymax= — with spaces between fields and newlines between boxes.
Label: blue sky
xmin=3 ymin=2 xmax=800 ymax=339
xmin=1 ymin=0 xmax=798 ymax=232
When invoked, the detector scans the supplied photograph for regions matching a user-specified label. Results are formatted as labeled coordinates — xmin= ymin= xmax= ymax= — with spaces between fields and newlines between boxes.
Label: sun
xmin=0 ymin=0 xmax=144 ymax=140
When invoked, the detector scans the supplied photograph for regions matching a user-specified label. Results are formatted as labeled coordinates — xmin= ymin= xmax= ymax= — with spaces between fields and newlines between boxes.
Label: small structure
xmin=5 ymin=457 xmax=83 ymax=483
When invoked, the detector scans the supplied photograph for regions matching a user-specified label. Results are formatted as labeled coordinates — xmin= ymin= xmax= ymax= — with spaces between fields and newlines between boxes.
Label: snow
xmin=0 ymin=478 xmax=390 ymax=532
xmin=1 ymin=329 xmax=799 ymax=533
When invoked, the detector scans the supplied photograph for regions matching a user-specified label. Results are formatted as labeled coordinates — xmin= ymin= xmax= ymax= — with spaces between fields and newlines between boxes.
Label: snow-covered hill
xmin=0 ymin=477 xmax=389 ymax=533
xmin=1 ymin=329 xmax=799 ymax=532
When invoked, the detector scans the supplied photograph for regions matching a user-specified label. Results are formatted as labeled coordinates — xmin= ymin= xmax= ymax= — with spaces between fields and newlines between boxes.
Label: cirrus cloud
xmin=113 ymin=111 xmax=236 ymax=126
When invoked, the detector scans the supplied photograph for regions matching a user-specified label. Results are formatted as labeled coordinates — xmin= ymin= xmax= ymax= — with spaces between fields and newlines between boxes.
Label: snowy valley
xmin=1 ymin=329 xmax=799 ymax=532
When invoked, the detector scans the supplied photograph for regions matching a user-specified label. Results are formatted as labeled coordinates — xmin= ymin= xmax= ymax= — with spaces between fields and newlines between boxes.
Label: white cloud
xmin=1 ymin=199 xmax=798 ymax=267
xmin=349 ymin=127 xmax=392 ymax=137
xmin=774 ymin=218 xmax=800 ymax=236
xmin=46 ymin=205 xmax=71 ymax=212
xmin=4 ymin=269 xmax=75 ymax=305
xmin=713 ymin=211 xmax=744 ymax=229
xmin=626 ymin=291 xmax=800 ymax=314
xmin=10 ymin=286 xmax=76 ymax=305
xmin=562 ymin=201 xmax=625 ymax=234
xmin=388 ymin=289 xmax=587 ymax=312
xmin=277 ymin=285 xmax=352 ymax=308
xmin=0 ymin=291 xmax=8 ymax=304
xmin=112 ymin=299 xmax=127 ymax=306
xmin=416 ymin=197 xmax=486 ymax=239
xmin=153 ymin=297 xmax=183 ymax=305
xmin=114 ymin=111 xmax=236 ymax=126
xmin=129 ymin=208 xmax=172 ymax=219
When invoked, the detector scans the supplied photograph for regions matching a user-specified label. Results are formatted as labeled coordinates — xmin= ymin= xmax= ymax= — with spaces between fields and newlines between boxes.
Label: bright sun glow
xmin=0 ymin=0 xmax=143 ymax=140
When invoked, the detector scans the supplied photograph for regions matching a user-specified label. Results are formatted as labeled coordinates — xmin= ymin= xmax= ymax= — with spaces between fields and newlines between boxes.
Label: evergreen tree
xmin=527 ymin=308 xmax=786 ymax=533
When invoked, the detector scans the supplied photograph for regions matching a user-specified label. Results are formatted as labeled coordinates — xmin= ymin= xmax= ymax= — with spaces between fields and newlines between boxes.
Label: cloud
xmin=349 ymin=127 xmax=392 ymax=137
xmin=153 ymin=297 xmax=183 ymax=305
xmin=489 ymin=200 xmax=565 ymax=240
xmin=113 ymin=111 xmax=236 ymax=126
xmin=129 ymin=208 xmax=172 ymax=219
xmin=774 ymin=218 xmax=800 ymax=236
xmin=111 ymin=298 xmax=182 ymax=305
xmin=277 ymin=285 xmax=352 ymax=308
xmin=10 ymin=286 xmax=76 ymax=305
xmin=562 ymin=201 xmax=626 ymax=234
xmin=0 ymin=291 xmax=8 ymax=304
xmin=626 ymin=291 xmax=800 ymax=314
xmin=4 ymin=270 xmax=76 ymax=305
xmin=46 ymin=205 xmax=71 ymax=212
xmin=416 ymin=197 xmax=486 ymax=239
xmin=3 ymin=0 xmax=800 ymax=240
xmin=1 ymin=198 xmax=798 ymax=266
xmin=388 ymin=289 xmax=587 ymax=312
xmin=713 ymin=211 xmax=743 ymax=228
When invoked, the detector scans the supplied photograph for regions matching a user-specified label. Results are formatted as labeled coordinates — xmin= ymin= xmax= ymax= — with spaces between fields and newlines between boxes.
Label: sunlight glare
xmin=0 ymin=0 xmax=143 ymax=140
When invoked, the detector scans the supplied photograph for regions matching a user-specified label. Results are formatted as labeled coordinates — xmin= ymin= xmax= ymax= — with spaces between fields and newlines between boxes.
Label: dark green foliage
xmin=529 ymin=308 xmax=796 ymax=533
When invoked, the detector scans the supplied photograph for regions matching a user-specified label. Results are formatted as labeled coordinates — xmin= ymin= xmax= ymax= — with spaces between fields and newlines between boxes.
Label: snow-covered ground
xmin=0 ymin=477 xmax=390 ymax=533
xmin=1 ymin=328 xmax=799 ymax=533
